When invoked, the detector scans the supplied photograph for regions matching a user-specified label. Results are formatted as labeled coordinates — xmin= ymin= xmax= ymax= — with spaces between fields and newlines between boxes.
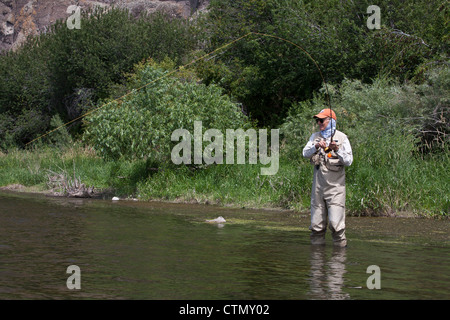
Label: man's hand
xmin=315 ymin=140 xmax=327 ymax=149
xmin=329 ymin=140 xmax=339 ymax=151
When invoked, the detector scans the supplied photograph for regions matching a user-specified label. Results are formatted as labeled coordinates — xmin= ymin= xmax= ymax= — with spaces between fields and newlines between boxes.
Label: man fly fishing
xmin=302 ymin=109 xmax=353 ymax=247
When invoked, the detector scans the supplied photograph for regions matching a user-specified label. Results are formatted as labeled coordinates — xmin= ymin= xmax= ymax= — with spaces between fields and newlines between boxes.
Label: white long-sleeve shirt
xmin=302 ymin=130 xmax=353 ymax=167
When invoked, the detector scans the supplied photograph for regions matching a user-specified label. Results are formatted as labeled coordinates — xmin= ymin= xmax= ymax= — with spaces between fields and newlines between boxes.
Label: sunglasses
xmin=315 ymin=118 xmax=327 ymax=124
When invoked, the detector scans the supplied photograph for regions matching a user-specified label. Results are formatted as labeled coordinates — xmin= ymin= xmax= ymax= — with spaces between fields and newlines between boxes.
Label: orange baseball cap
xmin=313 ymin=108 xmax=336 ymax=120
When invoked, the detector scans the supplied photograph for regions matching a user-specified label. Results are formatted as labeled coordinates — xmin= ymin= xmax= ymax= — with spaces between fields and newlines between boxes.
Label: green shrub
xmin=0 ymin=7 xmax=197 ymax=148
xmin=83 ymin=60 xmax=250 ymax=163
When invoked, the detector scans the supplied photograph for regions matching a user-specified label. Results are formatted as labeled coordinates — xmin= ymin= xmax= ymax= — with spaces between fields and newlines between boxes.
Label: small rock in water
xmin=112 ymin=197 xmax=120 ymax=201
xmin=206 ymin=216 xmax=226 ymax=224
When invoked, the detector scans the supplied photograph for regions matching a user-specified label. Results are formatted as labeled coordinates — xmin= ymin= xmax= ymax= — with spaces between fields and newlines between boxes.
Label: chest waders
xmin=309 ymin=130 xmax=347 ymax=247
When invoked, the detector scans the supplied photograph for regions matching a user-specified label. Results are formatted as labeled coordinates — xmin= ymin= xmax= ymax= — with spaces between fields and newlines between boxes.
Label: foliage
xmin=413 ymin=66 xmax=449 ymax=153
xmin=0 ymin=35 xmax=52 ymax=149
xmin=196 ymin=0 xmax=444 ymax=126
xmin=44 ymin=115 xmax=73 ymax=149
xmin=1 ymin=1 xmax=447 ymax=147
xmin=0 ymin=7 xmax=196 ymax=148
xmin=83 ymin=59 xmax=250 ymax=162
xmin=281 ymin=67 xmax=449 ymax=215
xmin=47 ymin=7 xmax=196 ymax=116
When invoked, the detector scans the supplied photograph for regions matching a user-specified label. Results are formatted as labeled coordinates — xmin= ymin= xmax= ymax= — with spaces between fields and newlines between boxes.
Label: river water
xmin=0 ymin=190 xmax=448 ymax=300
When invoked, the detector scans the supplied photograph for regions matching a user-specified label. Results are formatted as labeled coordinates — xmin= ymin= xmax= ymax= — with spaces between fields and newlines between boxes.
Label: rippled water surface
xmin=0 ymin=191 xmax=448 ymax=299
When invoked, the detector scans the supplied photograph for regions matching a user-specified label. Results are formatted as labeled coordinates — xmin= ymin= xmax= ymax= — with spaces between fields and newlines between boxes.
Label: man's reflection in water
xmin=308 ymin=246 xmax=350 ymax=300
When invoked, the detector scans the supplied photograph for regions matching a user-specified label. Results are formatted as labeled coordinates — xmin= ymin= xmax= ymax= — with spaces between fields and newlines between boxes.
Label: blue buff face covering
xmin=321 ymin=118 xmax=336 ymax=139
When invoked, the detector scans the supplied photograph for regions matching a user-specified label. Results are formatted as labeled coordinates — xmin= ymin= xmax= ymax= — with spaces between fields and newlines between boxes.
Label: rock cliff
xmin=0 ymin=0 xmax=209 ymax=52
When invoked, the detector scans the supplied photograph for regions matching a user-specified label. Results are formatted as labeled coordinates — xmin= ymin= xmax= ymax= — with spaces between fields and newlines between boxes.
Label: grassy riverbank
xmin=1 ymin=143 xmax=448 ymax=217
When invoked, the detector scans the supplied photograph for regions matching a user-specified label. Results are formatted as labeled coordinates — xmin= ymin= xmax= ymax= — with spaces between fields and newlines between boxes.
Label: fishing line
xmin=25 ymin=32 xmax=332 ymax=146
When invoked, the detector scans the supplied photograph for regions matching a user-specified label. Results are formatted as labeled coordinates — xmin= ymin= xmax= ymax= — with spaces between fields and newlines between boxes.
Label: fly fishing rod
xmin=248 ymin=33 xmax=335 ymax=153
xmin=323 ymin=107 xmax=335 ymax=154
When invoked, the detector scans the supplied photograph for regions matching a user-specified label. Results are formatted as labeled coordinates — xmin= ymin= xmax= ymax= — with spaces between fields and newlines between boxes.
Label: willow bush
xmin=83 ymin=59 xmax=250 ymax=163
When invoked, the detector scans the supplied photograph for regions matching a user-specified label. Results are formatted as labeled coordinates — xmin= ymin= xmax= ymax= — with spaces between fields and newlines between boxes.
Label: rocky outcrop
xmin=0 ymin=0 xmax=209 ymax=52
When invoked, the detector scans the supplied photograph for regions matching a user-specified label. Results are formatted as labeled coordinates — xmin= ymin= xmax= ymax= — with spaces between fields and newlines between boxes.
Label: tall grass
xmin=0 ymin=144 xmax=114 ymax=194
xmin=0 ymin=142 xmax=447 ymax=216
xmin=136 ymin=158 xmax=313 ymax=210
